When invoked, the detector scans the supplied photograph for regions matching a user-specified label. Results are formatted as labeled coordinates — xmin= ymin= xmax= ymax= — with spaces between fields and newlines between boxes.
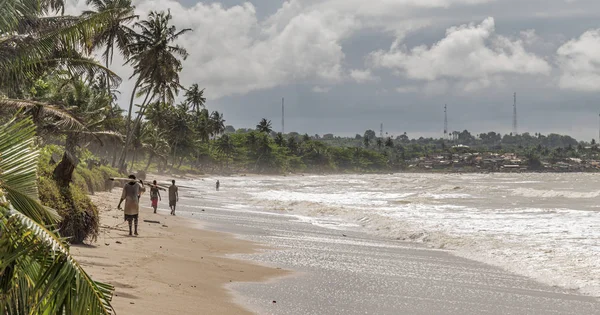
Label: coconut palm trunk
xmin=53 ymin=133 xmax=80 ymax=187
xmin=144 ymin=152 xmax=154 ymax=171
xmin=118 ymin=77 xmax=143 ymax=169
xmin=118 ymin=86 xmax=154 ymax=170
xmin=130 ymin=149 xmax=137 ymax=172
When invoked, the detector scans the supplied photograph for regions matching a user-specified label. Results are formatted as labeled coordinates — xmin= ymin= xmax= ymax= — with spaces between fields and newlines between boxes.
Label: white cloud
xmin=350 ymin=69 xmax=378 ymax=83
xmin=138 ymin=1 xmax=358 ymax=98
xmin=557 ymin=29 xmax=600 ymax=91
xmin=66 ymin=0 xmax=359 ymax=99
xmin=369 ymin=17 xmax=551 ymax=91
xmin=64 ymin=0 xmax=505 ymax=101
xmin=312 ymin=86 xmax=332 ymax=93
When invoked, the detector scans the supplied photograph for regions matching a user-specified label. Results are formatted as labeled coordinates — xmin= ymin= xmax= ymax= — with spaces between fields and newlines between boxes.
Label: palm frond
xmin=0 ymin=0 xmax=63 ymax=33
xmin=71 ymin=129 xmax=124 ymax=144
xmin=0 ymin=208 xmax=114 ymax=314
xmin=0 ymin=8 xmax=126 ymax=93
xmin=0 ymin=98 xmax=87 ymax=130
xmin=0 ymin=117 xmax=59 ymax=224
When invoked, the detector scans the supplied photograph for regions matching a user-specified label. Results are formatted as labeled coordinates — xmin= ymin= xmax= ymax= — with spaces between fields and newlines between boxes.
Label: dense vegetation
xmin=0 ymin=118 xmax=114 ymax=314
xmin=114 ymin=122 xmax=597 ymax=175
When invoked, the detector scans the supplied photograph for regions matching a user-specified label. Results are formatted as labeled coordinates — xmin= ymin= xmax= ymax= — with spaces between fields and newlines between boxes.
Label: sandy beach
xmin=71 ymin=190 xmax=287 ymax=314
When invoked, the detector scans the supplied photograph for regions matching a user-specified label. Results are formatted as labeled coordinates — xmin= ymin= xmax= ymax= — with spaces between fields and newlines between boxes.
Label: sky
xmin=64 ymin=0 xmax=600 ymax=141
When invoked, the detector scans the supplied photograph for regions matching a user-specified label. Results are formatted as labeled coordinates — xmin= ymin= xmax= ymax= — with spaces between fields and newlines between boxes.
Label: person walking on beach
xmin=117 ymin=175 xmax=146 ymax=236
xmin=169 ymin=180 xmax=179 ymax=215
xmin=150 ymin=180 xmax=161 ymax=213
xmin=216 ymin=180 xmax=220 ymax=191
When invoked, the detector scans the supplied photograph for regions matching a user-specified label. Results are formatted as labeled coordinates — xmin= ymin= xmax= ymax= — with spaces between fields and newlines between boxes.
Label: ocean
xmin=184 ymin=173 xmax=600 ymax=298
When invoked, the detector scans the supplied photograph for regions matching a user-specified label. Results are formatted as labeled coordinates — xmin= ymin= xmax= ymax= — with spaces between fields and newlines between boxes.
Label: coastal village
xmin=408 ymin=146 xmax=600 ymax=172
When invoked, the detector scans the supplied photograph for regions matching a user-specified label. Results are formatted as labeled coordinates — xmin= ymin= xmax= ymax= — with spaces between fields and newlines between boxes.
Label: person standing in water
xmin=169 ymin=180 xmax=179 ymax=215
xmin=150 ymin=180 xmax=161 ymax=213
xmin=216 ymin=180 xmax=220 ymax=191
xmin=117 ymin=175 xmax=145 ymax=236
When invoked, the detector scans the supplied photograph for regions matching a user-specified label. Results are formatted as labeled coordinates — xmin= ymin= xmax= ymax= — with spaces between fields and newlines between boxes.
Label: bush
xmin=38 ymin=176 xmax=99 ymax=243
xmin=37 ymin=145 xmax=121 ymax=244
xmin=76 ymin=167 xmax=104 ymax=194
xmin=57 ymin=184 xmax=99 ymax=244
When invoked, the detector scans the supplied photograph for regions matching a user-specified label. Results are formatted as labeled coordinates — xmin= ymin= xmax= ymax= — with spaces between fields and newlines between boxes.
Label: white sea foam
xmin=197 ymin=173 xmax=600 ymax=296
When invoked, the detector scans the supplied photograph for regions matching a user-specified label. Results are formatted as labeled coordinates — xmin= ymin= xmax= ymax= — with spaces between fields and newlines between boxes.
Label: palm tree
xmin=215 ymin=134 xmax=235 ymax=168
xmin=193 ymin=108 xmax=211 ymax=143
xmin=118 ymin=10 xmax=191 ymax=169
xmin=0 ymin=0 xmax=122 ymax=96
xmin=0 ymin=117 xmax=114 ymax=314
xmin=129 ymin=120 xmax=144 ymax=170
xmin=184 ymin=83 xmax=206 ymax=114
xmin=103 ymin=102 xmax=126 ymax=166
xmin=46 ymin=76 xmax=122 ymax=186
xmin=167 ymin=105 xmax=193 ymax=168
xmin=84 ymin=0 xmax=137 ymax=94
xmin=141 ymin=123 xmax=169 ymax=171
xmin=256 ymin=118 xmax=272 ymax=134
xmin=376 ymin=138 xmax=383 ymax=150
xmin=385 ymin=137 xmax=394 ymax=148
xmin=209 ymin=111 xmax=225 ymax=137
xmin=274 ymin=132 xmax=286 ymax=146
xmin=287 ymin=136 xmax=298 ymax=154
xmin=246 ymin=132 xmax=258 ymax=149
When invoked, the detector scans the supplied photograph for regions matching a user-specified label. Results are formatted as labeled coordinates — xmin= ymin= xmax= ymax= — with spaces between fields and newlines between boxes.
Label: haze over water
xmin=193 ymin=173 xmax=600 ymax=297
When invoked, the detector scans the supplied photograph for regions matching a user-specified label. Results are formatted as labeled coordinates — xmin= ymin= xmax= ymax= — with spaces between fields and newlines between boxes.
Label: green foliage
xmin=0 ymin=117 xmax=114 ymax=314
xmin=38 ymin=144 xmax=120 ymax=243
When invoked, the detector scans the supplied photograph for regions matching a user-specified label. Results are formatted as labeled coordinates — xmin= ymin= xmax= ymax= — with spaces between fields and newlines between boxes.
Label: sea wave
xmin=512 ymin=187 xmax=600 ymax=199
xmin=200 ymin=173 xmax=600 ymax=296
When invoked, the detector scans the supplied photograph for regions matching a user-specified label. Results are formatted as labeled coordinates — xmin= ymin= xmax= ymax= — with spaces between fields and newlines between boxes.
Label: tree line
xmin=0 ymin=0 xmax=199 ymax=313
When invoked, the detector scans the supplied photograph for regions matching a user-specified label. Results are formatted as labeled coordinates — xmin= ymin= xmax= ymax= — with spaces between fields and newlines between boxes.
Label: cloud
xmin=312 ymin=86 xmax=332 ymax=93
xmin=64 ymin=0 xmax=506 ymax=101
xmin=557 ymin=29 xmax=600 ymax=92
xmin=150 ymin=1 xmax=358 ymax=99
xmin=66 ymin=0 xmax=359 ymax=99
xmin=369 ymin=17 xmax=551 ymax=91
xmin=350 ymin=69 xmax=378 ymax=83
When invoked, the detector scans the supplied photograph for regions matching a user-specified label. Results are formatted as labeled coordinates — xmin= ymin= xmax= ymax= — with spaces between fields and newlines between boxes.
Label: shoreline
xmin=144 ymin=169 xmax=600 ymax=180
xmin=71 ymin=190 xmax=288 ymax=314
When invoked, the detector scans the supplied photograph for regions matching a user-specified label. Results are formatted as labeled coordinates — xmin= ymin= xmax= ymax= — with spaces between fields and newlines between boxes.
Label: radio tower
xmin=281 ymin=97 xmax=285 ymax=134
xmin=444 ymin=104 xmax=448 ymax=139
xmin=380 ymin=123 xmax=383 ymax=138
xmin=513 ymin=93 xmax=518 ymax=135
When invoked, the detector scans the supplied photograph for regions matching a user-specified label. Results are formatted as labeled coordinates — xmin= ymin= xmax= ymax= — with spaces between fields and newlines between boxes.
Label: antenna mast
xmin=513 ymin=93 xmax=518 ymax=135
xmin=444 ymin=104 xmax=448 ymax=139
xmin=282 ymin=97 xmax=285 ymax=134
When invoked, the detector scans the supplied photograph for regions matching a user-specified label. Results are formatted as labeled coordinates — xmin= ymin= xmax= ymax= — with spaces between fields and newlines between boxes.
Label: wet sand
xmin=71 ymin=190 xmax=287 ymax=314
